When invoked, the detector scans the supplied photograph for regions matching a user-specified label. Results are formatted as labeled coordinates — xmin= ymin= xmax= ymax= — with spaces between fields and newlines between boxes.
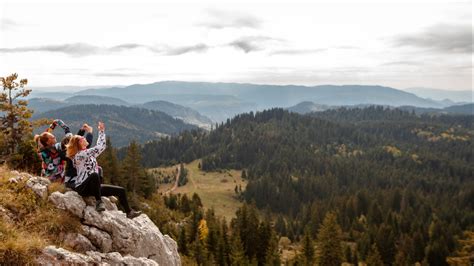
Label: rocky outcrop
xmin=12 ymin=173 xmax=181 ymax=266
xmin=40 ymin=246 xmax=159 ymax=265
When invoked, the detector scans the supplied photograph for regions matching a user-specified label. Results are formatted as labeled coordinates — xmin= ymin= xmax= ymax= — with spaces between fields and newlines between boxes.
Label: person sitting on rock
xmin=34 ymin=119 xmax=71 ymax=182
xmin=66 ymin=121 xmax=141 ymax=218
xmin=62 ymin=123 xmax=95 ymax=188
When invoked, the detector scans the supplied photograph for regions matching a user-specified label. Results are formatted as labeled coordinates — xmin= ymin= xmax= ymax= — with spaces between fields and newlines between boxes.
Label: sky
xmin=0 ymin=0 xmax=472 ymax=91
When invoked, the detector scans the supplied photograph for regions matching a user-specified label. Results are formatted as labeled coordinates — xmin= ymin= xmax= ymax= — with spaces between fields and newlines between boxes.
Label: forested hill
xmin=33 ymin=104 xmax=197 ymax=146
xmin=140 ymin=107 xmax=474 ymax=264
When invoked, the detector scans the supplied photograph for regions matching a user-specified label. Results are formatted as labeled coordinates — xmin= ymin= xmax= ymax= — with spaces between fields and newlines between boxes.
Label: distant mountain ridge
xmin=74 ymin=81 xmax=447 ymax=115
xmin=33 ymin=104 xmax=197 ymax=146
xmin=28 ymin=95 xmax=213 ymax=129
xmin=287 ymin=101 xmax=474 ymax=115
xmin=405 ymin=87 xmax=473 ymax=103
xmin=137 ymin=100 xmax=213 ymax=130
xmin=31 ymin=81 xmax=466 ymax=122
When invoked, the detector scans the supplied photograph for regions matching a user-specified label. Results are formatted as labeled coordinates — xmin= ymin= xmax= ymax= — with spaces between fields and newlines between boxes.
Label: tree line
xmin=138 ymin=107 xmax=473 ymax=265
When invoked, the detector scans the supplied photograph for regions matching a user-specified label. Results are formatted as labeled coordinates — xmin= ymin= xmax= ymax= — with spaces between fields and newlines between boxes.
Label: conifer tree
xmin=122 ymin=140 xmax=146 ymax=196
xmin=0 ymin=73 xmax=40 ymax=170
xmin=316 ymin=212 xmax=343 ymax=266
xmin=0 ymin=73 xmax=32 ymax=155
xmin=98 ymin=137 xmax=121 ymax=185
xmin=366 ymin=244 xmax=384 ymax=266
xmin=193 ymin=233 xmax=206 ymax=266
xmin=265 ymin=230 xmax=281 ymax=266
xmin=302 ymin=229 xmax=314 ymax=265
xmin=178 ymin=226 xmax=188 ymax=255
xmin=230 ymin=233 xmax=248 ymax=266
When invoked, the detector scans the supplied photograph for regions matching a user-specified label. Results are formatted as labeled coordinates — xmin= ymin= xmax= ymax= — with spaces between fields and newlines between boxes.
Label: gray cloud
xmin=229 ymin=36 xmax=281 ymax=53
xmin=0 ymin=42 xmax=209 ymax=56
xmin=394 ymin=23 xmax=473 ymax=54
xmin=198 ymin=9 xmax=262 ymax=29
xmin=164 ymin=44 xmax=209 ymax=56
xmin=0 ymin=43 xmax=102 ymax=56
xmin=269 ymin=48 xmax=327 ymax=55
xmin=110 ymin=43 xmax=150 ymax=51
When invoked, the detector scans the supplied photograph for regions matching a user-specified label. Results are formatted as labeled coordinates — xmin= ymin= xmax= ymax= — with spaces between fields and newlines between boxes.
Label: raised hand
xmin=98 ymin=121 xmax=105 ymax=132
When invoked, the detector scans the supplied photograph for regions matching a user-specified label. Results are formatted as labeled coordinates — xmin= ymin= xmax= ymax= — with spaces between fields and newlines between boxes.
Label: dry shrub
xmin=220 ymin=178 xmax=228 ymax=183
xmin=48 ymin=182 xmax=66 ymax=194
xmin=25 ymin=207 xmax=82 ymax=245
xmin=0 ymin=180 xmax=39 ymax=219
xmin=0 ymin=220 xmax=45 ymax=264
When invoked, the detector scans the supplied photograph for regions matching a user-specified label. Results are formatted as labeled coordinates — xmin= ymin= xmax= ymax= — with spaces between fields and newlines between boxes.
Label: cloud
xmin=0 ymin=42 xmax=209 ymax=56
xmin=0 ymin=18 xmax=22 ymax=30
xmin=109 ymin=43 xmax=150 ymax=51
xmin=393 ymin=23 xmax=473 ymax=54
xmin=269 ymin=48 xmax=327 ymax=55
xmin=0 ymin=43 xmax=102 ymax=56
xmin=381 ymin=61 xmax=423 ymax=66
xmin=92 ymin=72 xmax=152 ymax=77
xmin=198 ymin=9 xmax=262 ymax=29
xmin=163 ymin=44 xmax=209 ymax=56
xmin=229 ymin=36 xmax=281 ymax=53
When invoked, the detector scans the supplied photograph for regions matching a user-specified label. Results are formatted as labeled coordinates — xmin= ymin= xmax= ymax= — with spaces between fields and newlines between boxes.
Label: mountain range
xmin=287 ymin=101 xmax=474 ymax=115
xmin=29 ymin=81 xmax=472 ymax=123
xmin=28 ymin=96 xmax=213 ymax=129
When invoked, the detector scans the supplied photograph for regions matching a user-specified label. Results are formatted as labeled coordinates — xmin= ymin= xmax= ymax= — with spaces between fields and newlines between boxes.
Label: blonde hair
xmin=66 ymin=135 xmax=83 ymax=158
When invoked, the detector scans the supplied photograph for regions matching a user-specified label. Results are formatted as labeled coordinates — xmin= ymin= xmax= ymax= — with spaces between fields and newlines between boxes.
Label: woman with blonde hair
xmin=67 ymin=122 xmax=141 ymax=218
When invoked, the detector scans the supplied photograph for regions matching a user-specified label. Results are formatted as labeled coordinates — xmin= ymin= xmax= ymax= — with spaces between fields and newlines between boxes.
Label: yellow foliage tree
xmin=446 ymin=231 xmax=474 ymax=265
xmin=198 ymin=219 xmax=209 ymax=242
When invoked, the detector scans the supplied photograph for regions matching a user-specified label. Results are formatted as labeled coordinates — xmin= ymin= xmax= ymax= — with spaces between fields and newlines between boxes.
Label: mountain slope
xmin=138 ymin=100 xmax=213 ymax=130
xmin=64 ymin=95 xmax=130 ymax=106
xmin=444 ymin=103 xmax=474 ymax=115
xmin=33 ymin=104 xmax=197 ymax=146
xmin=286 ymin=101 xmax=331 ymax=114
xmin=405 ymin=87 xmax=473 ymax=103
xmin=28 ymin=98 xmax=68 ymax=114
xmin=75 ymin=81 xmax=444 ymax=115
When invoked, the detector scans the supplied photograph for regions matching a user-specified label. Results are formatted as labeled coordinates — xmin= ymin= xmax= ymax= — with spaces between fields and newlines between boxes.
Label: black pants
xmin=74 ymin=173 xmax=131 ymax=213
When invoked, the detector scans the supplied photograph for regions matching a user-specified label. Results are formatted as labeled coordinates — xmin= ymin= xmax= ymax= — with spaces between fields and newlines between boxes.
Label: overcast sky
xmin=0 ymin=0 xmax=472 ymax=91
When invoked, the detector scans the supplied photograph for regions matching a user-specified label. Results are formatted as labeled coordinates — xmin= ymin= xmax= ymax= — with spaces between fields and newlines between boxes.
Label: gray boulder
xmin=49 ymin=191 xmax=86 ymax=218
xmin=26 ymin=176 xmax=51 ymax=200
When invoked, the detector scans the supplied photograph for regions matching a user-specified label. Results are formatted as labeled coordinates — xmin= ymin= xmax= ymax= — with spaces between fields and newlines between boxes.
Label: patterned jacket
xmin=72 ymin=130 xmax=106 ymax=187
xmin=38 ymin=119 xmax=71 ymax=181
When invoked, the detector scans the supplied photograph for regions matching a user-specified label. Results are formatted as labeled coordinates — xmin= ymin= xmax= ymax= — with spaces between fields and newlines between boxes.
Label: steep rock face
xmin=21 ymin=174 xmax=181 ymax=265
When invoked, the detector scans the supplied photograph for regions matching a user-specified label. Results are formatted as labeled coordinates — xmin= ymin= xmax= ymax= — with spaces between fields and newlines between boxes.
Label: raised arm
xmin=77 ymin=124 xmax=94 ymax=149
xmin=46 ymin=119 xmax=71 ymax=135
xmin=83 ymin=122 xmax=106 ymax=158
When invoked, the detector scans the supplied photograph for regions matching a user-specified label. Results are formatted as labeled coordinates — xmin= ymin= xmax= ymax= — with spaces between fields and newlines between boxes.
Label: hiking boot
xmin=127 ymin=210 xmax=142 ymax=219
xmin=96 ymin=200 xmax=106 ymax=212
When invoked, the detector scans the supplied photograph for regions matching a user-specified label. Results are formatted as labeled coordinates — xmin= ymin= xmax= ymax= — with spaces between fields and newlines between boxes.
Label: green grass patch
xmin=153 ymin=160 xmax=247 ymax=221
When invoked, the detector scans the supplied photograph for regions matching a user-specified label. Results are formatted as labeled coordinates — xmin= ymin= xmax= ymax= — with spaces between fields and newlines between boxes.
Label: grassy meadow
xmin=150 ymin=160 xmax=247 ymax=221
